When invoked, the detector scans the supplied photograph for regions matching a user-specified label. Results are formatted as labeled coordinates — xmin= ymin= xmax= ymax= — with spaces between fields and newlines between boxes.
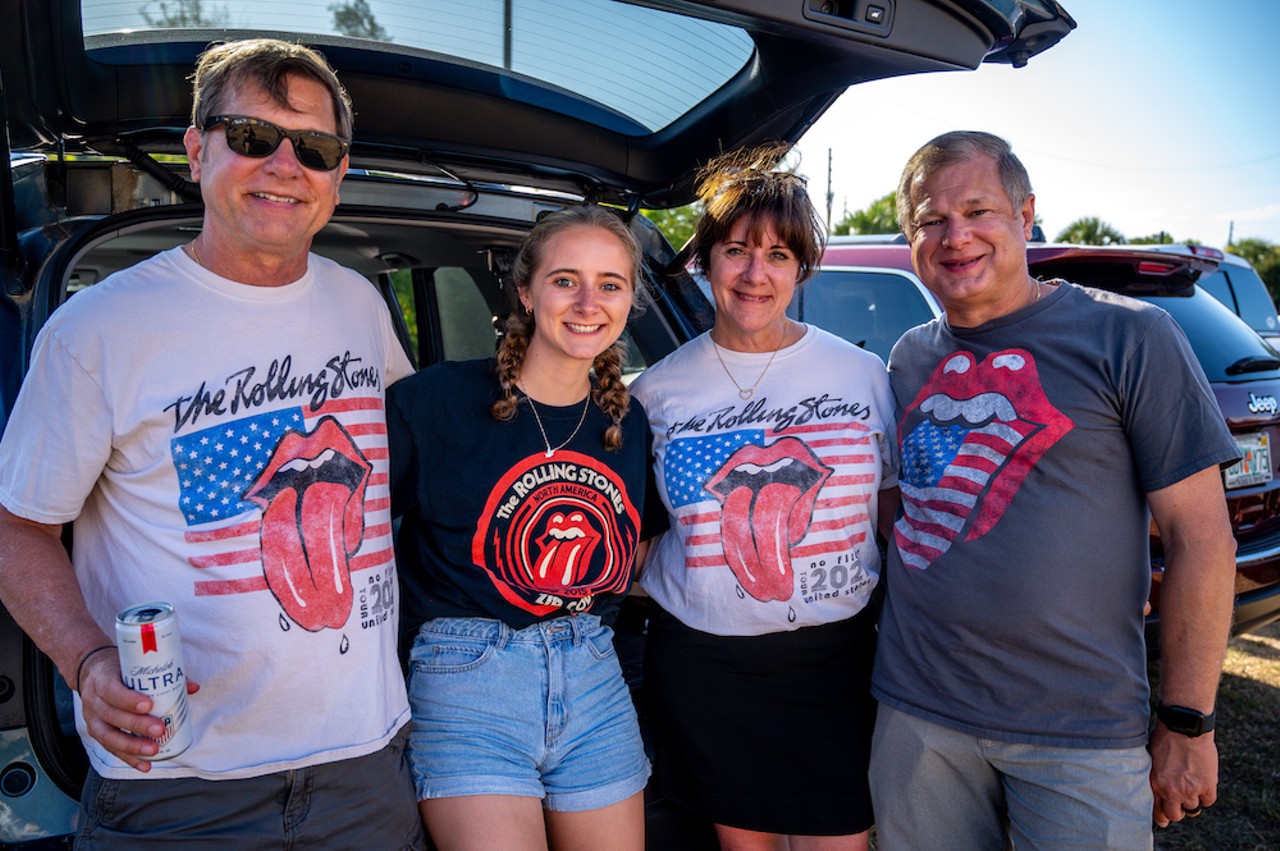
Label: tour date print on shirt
xmin=473 ymin=450 xmax=640 ymax=617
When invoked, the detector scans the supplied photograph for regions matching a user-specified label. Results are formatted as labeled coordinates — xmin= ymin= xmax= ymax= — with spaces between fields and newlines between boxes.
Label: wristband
xmin=1156 ymin=701 xmax=1216 ymax=737
xmin=74 ymin=644 xmax=116 ymax=692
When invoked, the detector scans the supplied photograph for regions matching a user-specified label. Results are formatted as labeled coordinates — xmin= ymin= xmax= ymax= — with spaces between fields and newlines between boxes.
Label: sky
xmin=793 ymin=0 xmax=1280 ymax=247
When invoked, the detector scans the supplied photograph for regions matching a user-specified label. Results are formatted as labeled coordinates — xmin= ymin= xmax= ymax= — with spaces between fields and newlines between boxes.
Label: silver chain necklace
xmin=522 ymin=390 xmax=591 ymax=458
xmin=711 ymin=336 xmax=782 ymax=401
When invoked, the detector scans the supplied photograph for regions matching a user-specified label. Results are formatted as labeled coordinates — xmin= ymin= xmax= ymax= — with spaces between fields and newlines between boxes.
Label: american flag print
xmin=171 ymin=395 xmax=393 ymax=631
xmin=895 ymin=349 xmax=1074 ymax=571
xmin=666 ymin=418 xmax=880 ymax=603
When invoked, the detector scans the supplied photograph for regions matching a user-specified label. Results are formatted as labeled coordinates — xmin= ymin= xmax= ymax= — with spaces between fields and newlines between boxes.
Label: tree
xmin=1055 ymin=217 xmax=1126 ymax=246
xmin=832 ymin=192 xmax=898 ymax=236
xmin=329 ymin=0 xmax=389 ymax=40
xmin=642 ymin=204 xmax=702 ymax=251
xmin=141 ymin=0 xmax=229 ymax=27
xmin=1229 ymin=238 xmax=1277 ymax=270
xmin=1230 ymin=238 xmax=1280 ymax=301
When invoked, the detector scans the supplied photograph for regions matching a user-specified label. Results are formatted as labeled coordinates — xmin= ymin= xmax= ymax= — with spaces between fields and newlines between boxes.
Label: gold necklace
xmin=711 ymin=332 xmax=784 ymax=401
xmin=522 ymin=390 xmax=591 ymax=458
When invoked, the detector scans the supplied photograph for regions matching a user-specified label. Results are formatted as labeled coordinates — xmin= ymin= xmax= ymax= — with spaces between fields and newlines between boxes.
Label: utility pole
xmin=826 ymin=148 xmax=834 ymax=235
xmin=1228 ymin=220 xmax=1235 ymax=247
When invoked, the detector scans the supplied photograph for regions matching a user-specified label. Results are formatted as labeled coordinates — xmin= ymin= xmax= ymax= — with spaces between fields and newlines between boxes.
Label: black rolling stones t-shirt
xmin=387 ymin=359 xmax=660 ymax=632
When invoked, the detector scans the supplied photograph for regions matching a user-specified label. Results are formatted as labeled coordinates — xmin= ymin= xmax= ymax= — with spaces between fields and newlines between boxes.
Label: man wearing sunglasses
xmin=0 ymin=39 xmax=424 ymax=849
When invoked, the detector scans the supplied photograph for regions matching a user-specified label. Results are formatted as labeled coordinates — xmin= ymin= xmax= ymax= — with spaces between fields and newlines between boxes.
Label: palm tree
xmin=833 ymin=192 xmax=899 ymax=236
xmin=1055 ymin=217 xmax=1126 ymax=245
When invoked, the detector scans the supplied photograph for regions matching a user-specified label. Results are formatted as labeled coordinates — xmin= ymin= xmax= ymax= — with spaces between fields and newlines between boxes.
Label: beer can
xmin=115 ymin=602 xmax=192 ymax=759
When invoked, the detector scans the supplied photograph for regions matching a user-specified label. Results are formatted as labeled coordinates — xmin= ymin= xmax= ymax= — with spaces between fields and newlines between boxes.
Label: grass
xmin=1154 ymin=620 xmax=1280 ymax=850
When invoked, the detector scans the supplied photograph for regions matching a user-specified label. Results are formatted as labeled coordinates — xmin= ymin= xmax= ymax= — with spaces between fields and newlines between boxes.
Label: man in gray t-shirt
xmin=869 ymin=131 xmax=1239 ymax=849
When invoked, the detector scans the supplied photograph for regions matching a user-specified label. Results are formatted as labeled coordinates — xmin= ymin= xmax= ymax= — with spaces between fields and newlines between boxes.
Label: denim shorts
xmin=406 ymin=613 xmax=650 ymax=812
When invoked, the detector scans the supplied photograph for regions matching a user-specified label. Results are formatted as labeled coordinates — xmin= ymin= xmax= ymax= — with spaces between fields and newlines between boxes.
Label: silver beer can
xmin=115 ymin=602 xmax=192 ymax=759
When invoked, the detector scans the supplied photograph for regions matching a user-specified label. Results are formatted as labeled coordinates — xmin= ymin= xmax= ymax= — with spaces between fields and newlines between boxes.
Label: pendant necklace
xmin=711 ymin=332 xmax=784 ymax=401
xmin=522 ymin=387 xmax=591 ymax=458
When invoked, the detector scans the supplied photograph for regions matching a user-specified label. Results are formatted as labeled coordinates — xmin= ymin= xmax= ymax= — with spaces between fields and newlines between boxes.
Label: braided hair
xmin=491 ymin=206 xmax=649 ymax=451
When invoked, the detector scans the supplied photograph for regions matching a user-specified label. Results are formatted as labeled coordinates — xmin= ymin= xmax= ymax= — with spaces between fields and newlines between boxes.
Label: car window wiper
xmin=1226 ymin=355 xmax=1280 ymax=375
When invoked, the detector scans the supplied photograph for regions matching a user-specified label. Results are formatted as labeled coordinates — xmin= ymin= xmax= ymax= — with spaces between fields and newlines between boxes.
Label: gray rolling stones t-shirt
xmin=873 ymin=282 xmax=1239 ymax=748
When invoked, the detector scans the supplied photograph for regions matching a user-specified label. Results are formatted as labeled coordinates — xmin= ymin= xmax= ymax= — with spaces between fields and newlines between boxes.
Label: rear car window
xmin=1137 ymin=287 xmax=1280 ymax=382
xmin=79 ymin=0 xmax=754 ymax=134
xmin=789 ymin=268 xmax=938 ymax=363
xmin=1203 ymin=263 xmax=1274 ymax=337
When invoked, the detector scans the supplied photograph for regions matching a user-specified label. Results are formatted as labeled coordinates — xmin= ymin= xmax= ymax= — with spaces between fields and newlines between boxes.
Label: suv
xmin=792 ymin=237 xmax=1280 ymax=649
xmin=1147 ymin=245 xmax=1280 ymax=346
xmin=0 ymin=1 xmax=1075 ymax=846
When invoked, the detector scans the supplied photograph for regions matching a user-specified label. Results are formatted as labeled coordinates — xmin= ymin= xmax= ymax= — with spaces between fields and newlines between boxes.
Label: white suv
xmin=1147 ymin=245 xmax=1280 ymax=345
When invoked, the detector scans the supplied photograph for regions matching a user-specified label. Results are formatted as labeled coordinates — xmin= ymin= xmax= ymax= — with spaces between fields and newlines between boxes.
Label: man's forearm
xmin=1158 ymin=537 xmax=1234 ymax=710
xmin=0 ymin=507 xmax=113 ymax=686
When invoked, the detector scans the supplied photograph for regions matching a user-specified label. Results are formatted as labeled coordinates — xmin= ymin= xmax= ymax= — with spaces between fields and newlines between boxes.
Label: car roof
xmin=0 ymin=0 xmax=1075 ymax=208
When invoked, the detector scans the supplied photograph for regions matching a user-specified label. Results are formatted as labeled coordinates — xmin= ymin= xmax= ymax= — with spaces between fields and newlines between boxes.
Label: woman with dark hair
xmin=388 ymin=205 xmax=659 ymax=850
xmin=631 ymin=145 xmax=897 ymax=851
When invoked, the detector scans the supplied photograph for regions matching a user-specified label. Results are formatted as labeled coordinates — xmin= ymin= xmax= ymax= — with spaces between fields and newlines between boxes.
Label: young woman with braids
xmin=630 ymin=145 xmax=897 ymax=851
xmin=387 ymin=205 xmax=661 ymax=851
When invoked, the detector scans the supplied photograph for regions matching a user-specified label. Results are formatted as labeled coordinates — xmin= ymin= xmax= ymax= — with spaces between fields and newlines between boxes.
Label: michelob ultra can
xmin=115 ymin=602 xmax=192 ymax=759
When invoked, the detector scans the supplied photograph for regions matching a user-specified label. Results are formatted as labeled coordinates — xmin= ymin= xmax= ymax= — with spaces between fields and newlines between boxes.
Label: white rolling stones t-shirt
xmin=0 ymin=247 xmax=414 ymax=780
xmin=631 ymin=325 xmax=898 ymax=636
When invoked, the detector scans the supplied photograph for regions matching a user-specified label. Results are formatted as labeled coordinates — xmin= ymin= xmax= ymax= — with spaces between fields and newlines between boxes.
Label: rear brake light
xmin=1186 ymin=245 xmax=1225 ymax=261
xmin=1137 ymin=261 xmax=1177 ymax=275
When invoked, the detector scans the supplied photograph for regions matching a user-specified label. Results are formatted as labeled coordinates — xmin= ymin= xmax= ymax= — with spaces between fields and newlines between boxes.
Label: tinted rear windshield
xmin=80 ymin=0 xmax=754 ymax=133
xmin=1199 ymin=265 xmax=1280 ymax=337
xmin=1139 ymin=287 xmax=1280 ymax=382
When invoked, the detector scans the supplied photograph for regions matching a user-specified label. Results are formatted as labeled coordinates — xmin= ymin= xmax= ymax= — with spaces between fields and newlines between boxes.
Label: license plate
xmin=1225 ymin=432 xmax=1272 ymax=489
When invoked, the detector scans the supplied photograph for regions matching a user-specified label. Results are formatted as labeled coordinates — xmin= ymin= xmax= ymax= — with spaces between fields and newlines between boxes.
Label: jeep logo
xmin=1248 ymin=393 xmax=1279 ymax=415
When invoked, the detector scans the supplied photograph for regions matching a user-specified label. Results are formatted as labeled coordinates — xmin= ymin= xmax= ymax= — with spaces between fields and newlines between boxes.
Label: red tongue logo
xmin=141 ymin=623 xmax=158 ymax=653
xmin=894 ymin=349 xmax=1074 ymax=570
xmin=705 ymin=437 xmax=832 ymax=602
xmin=244 ymin=416 xmax=371 ymax=631
xmin=472 ymin=451 xmax=639 ymax=617
xmin=532 ymin=511 xmax=601 ymax=592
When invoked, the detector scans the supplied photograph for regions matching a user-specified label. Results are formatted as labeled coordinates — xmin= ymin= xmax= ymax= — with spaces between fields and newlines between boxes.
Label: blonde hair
xmin=492 ymin=206 xmax=648 ymax=451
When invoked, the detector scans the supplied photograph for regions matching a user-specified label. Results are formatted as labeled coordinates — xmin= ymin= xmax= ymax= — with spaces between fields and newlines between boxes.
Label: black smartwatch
xmin=1156 ymin=702 xmax=1216 ymax=737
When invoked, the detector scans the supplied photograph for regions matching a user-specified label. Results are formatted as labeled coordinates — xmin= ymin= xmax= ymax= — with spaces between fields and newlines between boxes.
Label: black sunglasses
xmin=203 ymin=115 xmax=350 ymax=172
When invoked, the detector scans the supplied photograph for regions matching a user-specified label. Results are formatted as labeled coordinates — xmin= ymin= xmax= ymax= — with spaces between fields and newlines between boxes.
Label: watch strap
xmin=1156 ymin=702 xmax=1216 ymax=737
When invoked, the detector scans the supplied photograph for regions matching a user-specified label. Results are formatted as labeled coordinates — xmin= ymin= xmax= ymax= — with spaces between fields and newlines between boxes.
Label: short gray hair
xmin=896 ymin=131 xmax=1032 ymax=238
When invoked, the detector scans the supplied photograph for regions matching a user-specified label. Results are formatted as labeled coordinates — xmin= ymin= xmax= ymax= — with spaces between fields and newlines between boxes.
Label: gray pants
xmin=869 ymin=705 xmax=1154 ymax=851
xmin=75 ymin=726 xmax=426 ymax=850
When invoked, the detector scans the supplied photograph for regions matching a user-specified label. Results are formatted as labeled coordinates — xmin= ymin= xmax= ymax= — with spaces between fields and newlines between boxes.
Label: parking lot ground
xmin=1155 ymin=620 xmax=1280 ymax=850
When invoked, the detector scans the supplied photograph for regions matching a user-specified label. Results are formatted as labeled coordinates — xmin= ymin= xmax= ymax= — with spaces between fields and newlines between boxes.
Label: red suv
xmin=791 ymin=237 xmax=1280 ymax=644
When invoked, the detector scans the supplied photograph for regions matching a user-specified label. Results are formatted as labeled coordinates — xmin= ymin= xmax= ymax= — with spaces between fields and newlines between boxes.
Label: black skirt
xmin=643 ymin=602 xmax=878 ymax=835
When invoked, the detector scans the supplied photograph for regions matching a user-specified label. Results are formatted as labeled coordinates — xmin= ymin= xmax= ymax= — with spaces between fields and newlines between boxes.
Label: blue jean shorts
xmin=406 ymin=613 xmax=650 ymax=812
